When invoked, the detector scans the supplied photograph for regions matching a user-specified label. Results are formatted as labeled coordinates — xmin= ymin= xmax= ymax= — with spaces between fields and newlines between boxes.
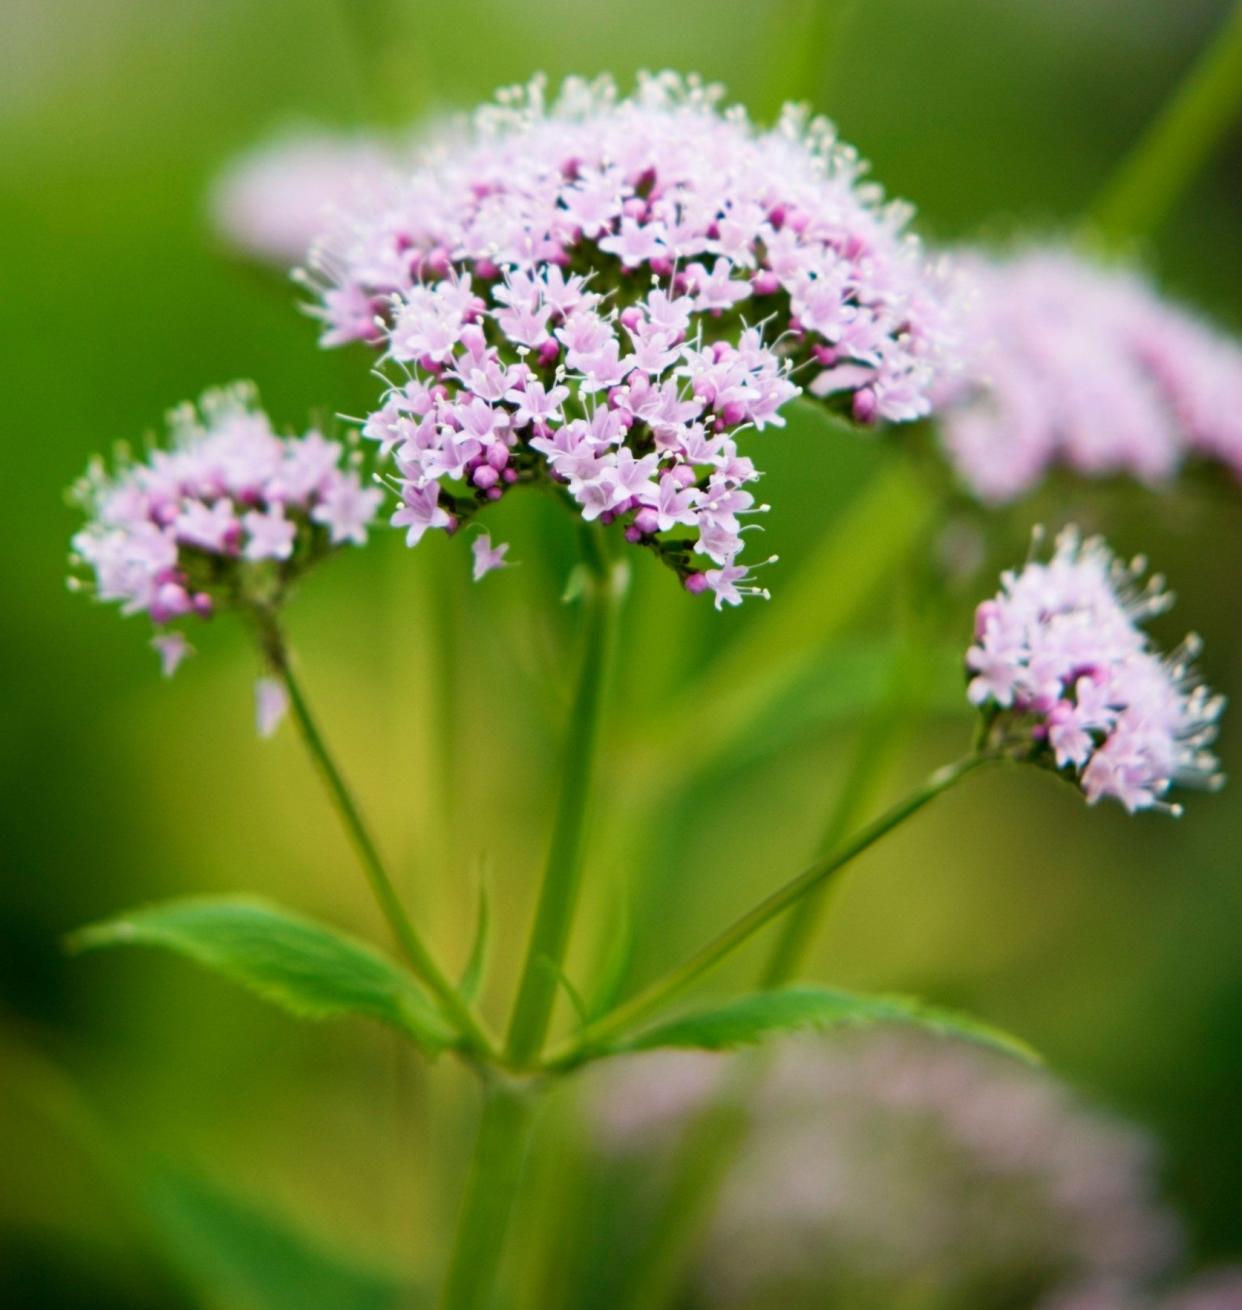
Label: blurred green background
xmin=2 ymin=0 xmax=1240 ymax=1305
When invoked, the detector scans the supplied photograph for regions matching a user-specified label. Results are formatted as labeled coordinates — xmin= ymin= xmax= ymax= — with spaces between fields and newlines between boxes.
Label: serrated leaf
xmin=457 ymin=871 xmax=491 ymax=1004
xmin=69 ymin=897 xmax=453 ymax=1053
xmin=612 ymin=986 xmax=1038 ymax=1064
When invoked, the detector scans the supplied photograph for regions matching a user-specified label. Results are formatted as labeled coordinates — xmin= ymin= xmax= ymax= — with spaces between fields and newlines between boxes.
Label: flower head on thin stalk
xmin=967 ymin=528 xmax=1224 ymax=813
xmin=933 ymin=245 xmax=1242 ymax=503
xmin=210 ymin=128 xmax=400 ymax=268
xmin=305 ymin=72 xmax=957 ymax=606
xmin=591 ymin=1030 xmax=1181 ymax=1309
xmin=69 ymin=383 xmax=382 ymax=731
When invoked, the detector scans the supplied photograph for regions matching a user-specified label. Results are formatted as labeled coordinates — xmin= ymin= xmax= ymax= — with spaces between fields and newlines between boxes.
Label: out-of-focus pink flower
xmin=209 ymin=128 xmax=398 ymax=267
xmin=589 ymin=1029 xmax=1184 ymax=1310
xmin=933 ymin=246 xmax=1242 ymax=502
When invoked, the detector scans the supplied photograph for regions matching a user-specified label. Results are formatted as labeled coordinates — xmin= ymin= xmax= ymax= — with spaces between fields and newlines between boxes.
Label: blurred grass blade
xmin=614 ymin=985 xmax=1038 ymax=1063
xmin=144 ymin=1166 xmax=416 ymax=1310
xmin=458 ymin=868 xmax=492 ymax=1004
xmin=1090 ymin=0 xmax=1242 ymax=242
xmin=1 ymin=1030 xmax=420 ymax=1310
xmin=630 ymin=460 xmax=934 ymax=777
xmin=585 ymin=877 xmax=635 ymax=1021
xmin=727 ymin=636 xmax=963 ymax=774
xmin=69 ymin=897 xmax=455 ymax=1053
xmin=539 ymin=957 xmax=591 ymax=1029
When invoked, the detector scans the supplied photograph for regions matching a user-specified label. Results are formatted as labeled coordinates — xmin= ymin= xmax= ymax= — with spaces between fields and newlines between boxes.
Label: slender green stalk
xmin=254 ymin=611 xmax=495 ymax=1058
xmin=505 ymin=542 xmax=623 ymax=1066
xmin=555 ymin=754 xmax=989 ymax=1063
xmin=1090 ymin=0 xmax=1242 ymax=242
xmin=441 ymin=1079 xmax=539 ymax=1310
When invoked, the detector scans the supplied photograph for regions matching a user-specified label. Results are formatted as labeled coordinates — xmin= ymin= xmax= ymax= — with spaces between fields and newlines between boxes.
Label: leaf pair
xmin=69 ymin=901 xmax=1037 ymax=1071
xmin=69 ymin=897 xmax=456 ymax=1055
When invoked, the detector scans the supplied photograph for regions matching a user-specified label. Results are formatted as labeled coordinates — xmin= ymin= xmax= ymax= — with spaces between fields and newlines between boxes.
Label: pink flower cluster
xmin=1048 ymin=1269 xmax=1242 ymax=1310
xmin=967 ymin=529 xmax=1223 ymax=813
xmin=936 ymin=246 xmax=1242 ymax=503
xmin=306 ymin=73 xmax=955 ymax=604
xmin=591 ymin=1030 xmax=1181 ymax=1309
xmin=70 ymin=383 xmax=382 ymax=673
xmin=210 ymin=128 xmax=399 ymax=267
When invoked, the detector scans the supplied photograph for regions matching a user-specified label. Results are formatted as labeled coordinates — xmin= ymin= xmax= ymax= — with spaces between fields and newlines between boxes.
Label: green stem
xmin=441 ymin=1080 xmax=539 ymax=1310
xmin=254 ymin=612 xmax=495 ymax=1058
xmin=1090 ymin=0 xmax=1242 ymax=242
xmin=557 ymin=754 xmax=989 ymax=1063
xmin=505 ymin=541 xmax=623 ymax=1066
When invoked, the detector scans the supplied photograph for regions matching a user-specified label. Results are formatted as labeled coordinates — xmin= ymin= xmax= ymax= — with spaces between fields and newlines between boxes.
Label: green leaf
xmin=69 ymin=897 xmax=453 ymax=1053
xmin=612 ymin=985 xmax=1039 ymax=1064
xmin=457 ymin=866 xmax=491 ymax=1004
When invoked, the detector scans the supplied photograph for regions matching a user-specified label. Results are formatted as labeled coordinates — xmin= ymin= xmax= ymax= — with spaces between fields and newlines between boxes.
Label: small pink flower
xmin=392 ymin=481 xmax=452 ymax=546
xmin=255 ymin=676 xmax=289 ymax=738
xmin=243 ymin=504 xmax=297 ymax=561
xmin=311 ymin=473 xmax=383 ymax=545
xmin=471 ymin=532 xmax=511 ymax=581
xmin=151 ymin=631 xmax=194 ymax=678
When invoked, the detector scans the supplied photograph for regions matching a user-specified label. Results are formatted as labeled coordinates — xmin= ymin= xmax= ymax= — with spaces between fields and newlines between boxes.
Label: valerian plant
xmin=69 ymin=60 xmax=1240 ymax=1310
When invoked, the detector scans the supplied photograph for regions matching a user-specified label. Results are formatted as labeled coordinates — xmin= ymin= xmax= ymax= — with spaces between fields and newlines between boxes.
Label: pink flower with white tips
xmin=70 ymin=383 xmax=381 ymax=682
xmin=306 ymin=72 xmax=956 ymax=601
xmin=471 ymin=532 xmax=511 ymax=581
xmin=967 ymin=529 xmax=1224 ymax=814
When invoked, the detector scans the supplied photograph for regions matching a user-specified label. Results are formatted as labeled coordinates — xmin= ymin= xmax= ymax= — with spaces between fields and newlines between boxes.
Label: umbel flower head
xmin=210 ymin=127 xmax=400 ymax=268
xmin=967 ymin=528 xmax=1224 ymax=813
xmin=305 ymin=72 xmax=956 ymax=606
xmin=934 ymin=245 xmax=1242 ymax=503
xmin=69 ymin=383 xmax=382 ymax=721
xmin=591 ymin=1031 xmax=1180 ymax=1309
